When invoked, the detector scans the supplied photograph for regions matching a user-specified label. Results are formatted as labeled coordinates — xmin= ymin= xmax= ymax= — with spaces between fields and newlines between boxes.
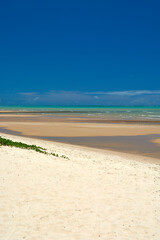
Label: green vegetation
xmin=0 ymin=136 xmax=69 ymax=160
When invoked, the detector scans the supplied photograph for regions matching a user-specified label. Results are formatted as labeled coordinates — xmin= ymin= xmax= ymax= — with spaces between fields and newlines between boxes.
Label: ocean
xmin=1 ymin=106 xmax=160 ymax=121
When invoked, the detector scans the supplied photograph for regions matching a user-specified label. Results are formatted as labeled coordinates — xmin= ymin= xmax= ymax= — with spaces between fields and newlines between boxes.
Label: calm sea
xmin=1 ymin=106 xmax=160 ymax=121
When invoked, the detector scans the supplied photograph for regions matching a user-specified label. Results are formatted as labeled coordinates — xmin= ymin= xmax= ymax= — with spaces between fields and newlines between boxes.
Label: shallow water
xmin=1 ymin=106 xmax=160 ymax=121
xmin=33 ymin=135 xmax=160 ymax=160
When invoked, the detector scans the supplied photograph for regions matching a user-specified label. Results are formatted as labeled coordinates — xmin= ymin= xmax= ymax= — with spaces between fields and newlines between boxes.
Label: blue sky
xmin=0 ymin=0 xmax=160 ymax=105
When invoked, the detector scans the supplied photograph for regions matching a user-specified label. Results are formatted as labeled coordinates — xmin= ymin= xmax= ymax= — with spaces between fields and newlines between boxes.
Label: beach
xmin=0 ymin=133 xmax=160 ymax=239
xmin=0 ymin=108 xmax=160 ymax=239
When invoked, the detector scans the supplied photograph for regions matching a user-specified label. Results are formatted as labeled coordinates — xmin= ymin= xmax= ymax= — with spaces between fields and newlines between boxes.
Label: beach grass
xmin=0 ymin=136 xmax=69 ymax=159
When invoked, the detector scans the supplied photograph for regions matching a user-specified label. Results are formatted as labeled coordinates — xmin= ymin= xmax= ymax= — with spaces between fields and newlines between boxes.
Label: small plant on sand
xmin=0 ymin=136 xmax=69 ymax=160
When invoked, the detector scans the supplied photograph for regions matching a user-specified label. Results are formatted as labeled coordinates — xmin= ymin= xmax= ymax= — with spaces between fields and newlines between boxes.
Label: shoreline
xmin=1 ymin=120 xmax=160 ymax=161
xmin=1 ymin=131 xmax=160 ymax=165
xmin=1 ymin=113 xmax=160 ymax=124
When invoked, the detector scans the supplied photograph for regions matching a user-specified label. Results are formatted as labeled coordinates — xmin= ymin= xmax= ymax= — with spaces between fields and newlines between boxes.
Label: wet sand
xmin=0 ymin=114 xmax=160 ymax=160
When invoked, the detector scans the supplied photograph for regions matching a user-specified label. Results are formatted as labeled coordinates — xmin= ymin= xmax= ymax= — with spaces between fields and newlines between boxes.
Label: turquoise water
xmin=1 ymin=106 xmax=160 ymax=120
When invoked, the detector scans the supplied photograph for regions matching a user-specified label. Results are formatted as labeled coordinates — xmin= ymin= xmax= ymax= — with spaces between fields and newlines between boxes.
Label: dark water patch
xmin=34 ymin=134 xmax=160 ymax=160
xmin=0 ymin=127 xmax=22 ymax=136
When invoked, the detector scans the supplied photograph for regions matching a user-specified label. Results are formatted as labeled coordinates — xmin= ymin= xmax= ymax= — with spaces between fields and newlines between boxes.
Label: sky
xmin=0 ymin=0 xmax=160 ymax=105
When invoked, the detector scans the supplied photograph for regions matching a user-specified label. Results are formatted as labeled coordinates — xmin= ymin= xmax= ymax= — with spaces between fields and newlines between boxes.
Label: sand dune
xmin=0 ymin=133 xmax=160 ymax=240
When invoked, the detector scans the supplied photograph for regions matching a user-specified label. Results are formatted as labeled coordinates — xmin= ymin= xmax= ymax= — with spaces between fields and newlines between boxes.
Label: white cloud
xmin=19 ymin=92 xmax=38 ymax=96
xmin=85 ymin=90 xmax=160 ymax=96
xmin=1 ymin=90 xmax=160 ymax=106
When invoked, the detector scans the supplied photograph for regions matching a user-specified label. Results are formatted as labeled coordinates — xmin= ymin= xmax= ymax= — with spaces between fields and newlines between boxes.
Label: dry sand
xmin=0 ymin=133 xmax=160 ymax=240
xmin=152 ymin=138 xmax=160 ymax=145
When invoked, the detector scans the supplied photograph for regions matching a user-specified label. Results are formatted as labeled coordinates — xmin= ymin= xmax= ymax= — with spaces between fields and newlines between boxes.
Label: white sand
xmin=0 ymin=133 xmax=160 ymax=240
